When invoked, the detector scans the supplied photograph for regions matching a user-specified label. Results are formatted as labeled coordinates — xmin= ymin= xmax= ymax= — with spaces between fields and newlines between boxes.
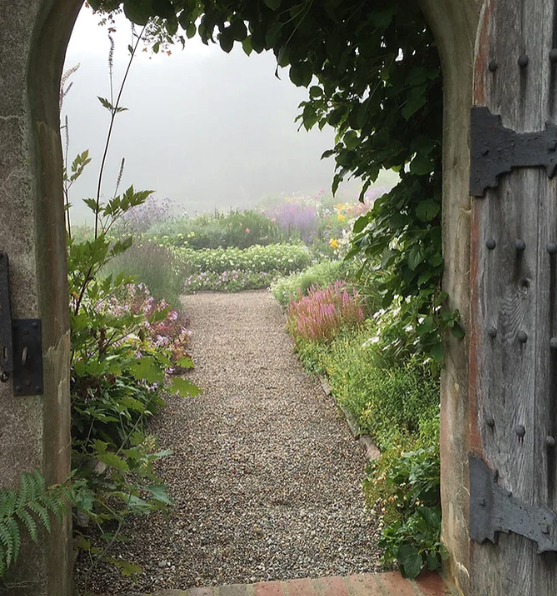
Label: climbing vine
xmin=90 ymin=0 xmax=464 ymax=357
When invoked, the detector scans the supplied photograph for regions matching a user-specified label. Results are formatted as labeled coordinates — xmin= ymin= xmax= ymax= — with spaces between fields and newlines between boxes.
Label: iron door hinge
xmin=0 ymin=252 xmax=44 ymax=395
xmin=470 ymin=106 xmax=557 ymax=197
xmin=470 ymin=454 xmax=557 ymax=553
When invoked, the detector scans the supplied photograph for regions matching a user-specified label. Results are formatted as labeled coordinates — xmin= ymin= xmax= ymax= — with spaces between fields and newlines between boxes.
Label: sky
xmin=63 ymin=6 xmax=394 ymax=223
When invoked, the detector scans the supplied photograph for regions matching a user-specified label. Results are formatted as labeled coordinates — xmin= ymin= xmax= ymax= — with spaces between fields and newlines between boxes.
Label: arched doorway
xmin=0 ymin=1 xmax=480 ymax=594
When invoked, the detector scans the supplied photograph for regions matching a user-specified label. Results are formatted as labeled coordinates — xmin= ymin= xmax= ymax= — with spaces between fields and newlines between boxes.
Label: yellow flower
xmin=329 ymin=238 xmax=339 ymax=249
xmin=337 ymin=214 xmax=345 ymax=222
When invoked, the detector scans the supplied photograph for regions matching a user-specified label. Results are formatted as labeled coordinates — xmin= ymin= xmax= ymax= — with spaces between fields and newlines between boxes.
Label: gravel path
xmin=78 ymin=290 xmax=383 ymax=594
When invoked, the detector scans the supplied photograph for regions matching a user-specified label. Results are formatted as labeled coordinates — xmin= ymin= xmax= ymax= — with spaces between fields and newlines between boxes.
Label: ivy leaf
xmin=302 ymin=104 xmax=318 ymax=130
xmin=428 ymin=254 xmax=444 ymax=267
xmin=289 ymin=62 xmax=312 ymax=87
xmin=264 ymin=0 xmax=281 ymax=9
xmin=415 ymin=199 xmax=440 ymax=222
xmin=402 ymin=90 xmax=426 ymax=120
xmin=344 ymin=130 xmax=359 ymax=150
xmin=309 ymin=85 xmax=323 ymax=98
xmin=242 ymin=36 xmax=253 ymax=55
xmin=397 ymin=544 xmax=422 ymax=579
xmin=451 ymin=321 xmax=466 ymax=339
xmin=229 ymin=19 xmax=247 ymax=41
xmin=218 ymin=29 xmax=235 ymax=53
xmin=407 ymin=245 xmax=425 ymax=271
xmin=352 ymin=215 xmax=368 ymax=234
xmin=430 ymin=342 xmax=444 ymax=362
xmin=186 ymin=23 xmax=197 ymax=39
xmin=410 ymin=154 xmax=434 ymax=176
xmin=152 ymin=0 xmax=175 ymax=19
xmin=427 ymin=552 xmax=440 ymax=571
xmin=417 ymin=316 xmax=434 ymax=335
xmin=122 ymin=0 xmax=152 ymax=26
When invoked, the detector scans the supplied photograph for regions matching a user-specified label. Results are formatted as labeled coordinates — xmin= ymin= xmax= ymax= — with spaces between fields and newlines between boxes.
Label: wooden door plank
xmin=471 ymin=0 xmax=557 ymax=593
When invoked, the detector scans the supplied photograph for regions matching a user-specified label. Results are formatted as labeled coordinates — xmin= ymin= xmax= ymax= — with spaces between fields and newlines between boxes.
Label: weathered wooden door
xmin=470 ymin=0 xmax=557 ymax=593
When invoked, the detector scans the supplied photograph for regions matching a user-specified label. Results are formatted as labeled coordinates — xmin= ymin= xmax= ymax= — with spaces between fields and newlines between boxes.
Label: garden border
xmin=319 ymin=376 xmax=380 ymax=461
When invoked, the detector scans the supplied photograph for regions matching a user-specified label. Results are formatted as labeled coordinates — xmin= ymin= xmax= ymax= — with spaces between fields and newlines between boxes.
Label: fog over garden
xmin=63 ymin=6 xmax=395 ymax=223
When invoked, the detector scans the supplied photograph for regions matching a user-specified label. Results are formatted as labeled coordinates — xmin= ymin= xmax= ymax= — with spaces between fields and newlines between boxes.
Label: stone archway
xmin=0 ymin=1 xmax=82 ymax=594
xmin=0 ymin=1 xmax=480 ymax=594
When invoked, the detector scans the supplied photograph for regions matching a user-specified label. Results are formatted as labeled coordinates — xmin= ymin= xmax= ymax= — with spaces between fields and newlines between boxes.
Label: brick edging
xmin=123 ymin=571 xmax=459 ymax=596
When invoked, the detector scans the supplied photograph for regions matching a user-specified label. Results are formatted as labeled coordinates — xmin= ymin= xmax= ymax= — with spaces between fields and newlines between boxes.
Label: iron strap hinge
xmin=470 ymin=106 xmax=557 ymax=197
xmin=469 ymin=454 xmax=557 ymax=553
xmin=0 ymin=252 xmax=44 ymax=396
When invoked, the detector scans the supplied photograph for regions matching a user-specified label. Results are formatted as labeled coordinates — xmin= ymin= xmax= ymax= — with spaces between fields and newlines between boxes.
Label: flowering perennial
xmin=287 ymin=281 xmax=364 ymax=342
xmin=97 ymin=283 xmax=191 ymax=365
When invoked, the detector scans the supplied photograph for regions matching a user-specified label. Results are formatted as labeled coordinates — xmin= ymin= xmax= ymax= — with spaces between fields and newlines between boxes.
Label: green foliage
xmin=177 ymin=243 xmax=311 ymax=276
xmin=60 ymin=35 xmax=197 ymax=586
xmin=321 ymin=322 xmax=439 ymax=450
xmin=183 ymin=270 xmax=276 ymax=293
xmin=364 ymin=442 xmax=447 ymax=579
xmin=67 ymin=178 xmax=196 ymax=585
xmin=102 ymin=239 xmax=190 ymax=307
xmin=152 ymin=209 xmax=287 ymax=249
xmin=0 ymin=472 xmax=73 ymax=578
xmin=271 ymin=260 xmax=349 ymax=307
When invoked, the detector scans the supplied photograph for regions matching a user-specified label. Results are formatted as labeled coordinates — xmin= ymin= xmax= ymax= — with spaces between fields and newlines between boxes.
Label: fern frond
xmin=15 ymin=509 xmax=37 ymax=542
xmin=0 ymin=471 xmax=73 ymax=579
xmin=32 ymin=470 xmax=45 ymax=493
xmin=4 ymin=517 xmax=19 ymax=566
xmin=0 ymin=521 xmax=12 ymax=561
xmin=0 ymin=543 xmax=5 ymax=576
xmin=38 ymin=492 xmax=66 ymax=523
xmin=0 ymin=490 xmax=17 ymax=520
xmin=16 ymin=474 xmax=31 ymax=509
xmin=26 ymin=502 xmax=51 ymax=533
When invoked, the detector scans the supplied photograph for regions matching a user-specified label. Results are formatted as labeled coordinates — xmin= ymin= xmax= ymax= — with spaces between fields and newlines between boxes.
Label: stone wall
xmin=418 ymin=2 xmax=482 ymax=594
xmin=0 ymin=0 xmax=80 ymax=594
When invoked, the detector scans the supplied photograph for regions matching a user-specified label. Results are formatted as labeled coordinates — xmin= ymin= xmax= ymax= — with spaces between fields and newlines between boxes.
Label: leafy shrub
xmin=287 ymin=281 xmax=364 ymax=343
xmin=271 ymin=260 xmax=349 ymax=307
xmin=67 ymin=188 xmax=198 ymax=583
xmin=70 ymin=278 xmax=192 ymax=449
xmin=103 ymin=240 xmax=189 ymax=307
xmin=322 ymin=321 xmax=439 ymax=449
xmin=364 ymin=439 xmax=446 ymax=579
xmin=183 ymin=270 xmax=276 ymax=293
xmin=175 ymin=243 xmax=311 ymax=276
xmin=153 ymin=209 xmax=286 ymax=249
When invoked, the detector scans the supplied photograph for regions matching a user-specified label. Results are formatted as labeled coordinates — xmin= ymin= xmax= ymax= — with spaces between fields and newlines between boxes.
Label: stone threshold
xmin=122 ymin=571 xmax=459 ymax=596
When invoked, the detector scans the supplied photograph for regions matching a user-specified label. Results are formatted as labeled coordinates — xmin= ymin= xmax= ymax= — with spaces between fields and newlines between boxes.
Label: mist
xmin=63 ymin=7 xmax=394 ymax=224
